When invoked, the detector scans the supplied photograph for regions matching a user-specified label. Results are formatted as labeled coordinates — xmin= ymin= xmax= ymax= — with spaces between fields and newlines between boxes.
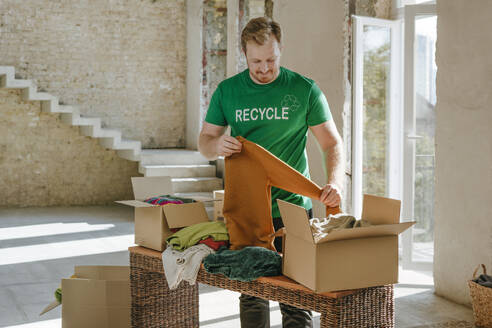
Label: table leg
xmin=130 ymin=258 xmax=199 ymax=327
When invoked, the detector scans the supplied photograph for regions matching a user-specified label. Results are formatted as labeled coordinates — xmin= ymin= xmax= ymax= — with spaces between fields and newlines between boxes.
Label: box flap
xmin=277 ymin=200 xmax=314 ymax=244
xmin=163 ymin=202 xmax=209 ymax=228
xmin=134 ymin=207 xmax=167 ymax=251
xmin=362 ymin=194 xmax=401 ymax=224
xmin=39 ymin=300 xmax=60 ymax=316
xmin=314 ymin=221 xmax=415 ymax=243
xmin=74 ymin=266 xmax=130 ymax=281
xmin=213 ymin=190 xmax=224 ymax=199
xmin=115 ymin=200 xmax=156 ymax=208
xmin=130 ymin=176 xmax=173 ymax=201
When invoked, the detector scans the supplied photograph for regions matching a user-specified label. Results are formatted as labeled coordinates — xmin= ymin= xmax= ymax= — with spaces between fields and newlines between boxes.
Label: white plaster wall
xmin=274 ymin=0 xmax=346 ymax=217
xmin=434 ymin=0 xmax=492 ymax=305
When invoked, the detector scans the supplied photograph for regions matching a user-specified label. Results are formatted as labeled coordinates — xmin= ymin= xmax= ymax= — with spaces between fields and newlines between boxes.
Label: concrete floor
xmin=0 ymin=205 xmax=475 ymax=328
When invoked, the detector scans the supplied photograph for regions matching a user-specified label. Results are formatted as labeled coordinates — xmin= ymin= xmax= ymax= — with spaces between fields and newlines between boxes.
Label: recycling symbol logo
xmin=281 ymin=94 xmax=301 ymax=112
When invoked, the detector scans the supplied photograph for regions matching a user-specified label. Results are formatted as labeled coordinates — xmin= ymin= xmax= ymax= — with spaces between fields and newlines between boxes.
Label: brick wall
xmin=0 ymin=0 xmax=186 ymax=148
xmin=0 ymin=0 xmax=186 ymax=206
xmin=0 ymin=90 xmax=138 ymax=207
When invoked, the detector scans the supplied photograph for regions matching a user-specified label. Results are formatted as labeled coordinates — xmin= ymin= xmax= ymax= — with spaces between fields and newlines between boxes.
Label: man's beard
xmin=254 ymin=70 xmax=273 ymax=83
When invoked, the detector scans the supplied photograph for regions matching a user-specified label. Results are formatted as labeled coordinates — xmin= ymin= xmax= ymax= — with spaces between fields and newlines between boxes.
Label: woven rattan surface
xmin=468 ymin=280 xmax=492 ymax=328
xmin=129 ymin=246 xmax=394 ymax=328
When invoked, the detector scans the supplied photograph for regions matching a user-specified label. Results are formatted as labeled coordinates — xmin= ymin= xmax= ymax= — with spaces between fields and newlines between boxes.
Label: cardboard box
xmin=277 ymin=194 xmax=415 ymax=293
xmin=213 ymin=190 xmax=224 ymax=222
xmin=41 ymin=266 xmax=131 ymax=328
xmin=116 ymin=176 xmax=211 ymax=251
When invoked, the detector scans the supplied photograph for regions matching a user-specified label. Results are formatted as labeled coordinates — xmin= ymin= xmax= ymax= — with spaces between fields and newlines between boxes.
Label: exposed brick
xmin=0 ymin=0 xmax=186 ymax=149
xmin=0 ymin=0 xmax=186 ymax=206
xmin=0 ymin=89 xmax=139 ymax=207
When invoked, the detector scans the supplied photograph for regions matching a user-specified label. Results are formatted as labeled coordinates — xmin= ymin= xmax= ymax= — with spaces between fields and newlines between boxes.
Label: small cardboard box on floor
xmin=277 ymin=194 xmax=415 ymax=293
xmin=41 ymin=266 xmax=131 ymax=328
xmin=116 ymin=176 xmax=212 ymax=251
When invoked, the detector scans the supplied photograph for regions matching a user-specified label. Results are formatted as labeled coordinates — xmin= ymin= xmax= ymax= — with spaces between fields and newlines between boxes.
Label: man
xmin=198 ymin=17 xmax=344 ymax=328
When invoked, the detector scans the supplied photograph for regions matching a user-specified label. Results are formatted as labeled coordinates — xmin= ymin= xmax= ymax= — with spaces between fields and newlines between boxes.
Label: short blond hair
xmin=241 ymin=17 xmax=282 ymax=52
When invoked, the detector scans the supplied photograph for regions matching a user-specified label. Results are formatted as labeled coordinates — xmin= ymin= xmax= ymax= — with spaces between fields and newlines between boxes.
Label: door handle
xmin=406 ymin=134 xmax=423 ymax=140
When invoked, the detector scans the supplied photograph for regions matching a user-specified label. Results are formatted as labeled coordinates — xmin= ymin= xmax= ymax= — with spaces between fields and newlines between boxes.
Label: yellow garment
xmin=309 ymin=214 xmax=356 ymax=241
xmin=310 ymin=215 xmax=372 ymax=243
xmin=223 ymin=136 xmax=340 ymax=251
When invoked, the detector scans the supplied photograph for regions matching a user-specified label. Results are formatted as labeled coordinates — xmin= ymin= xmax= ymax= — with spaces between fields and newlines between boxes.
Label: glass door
xmin=352 ymin=15 xmax=402 ymax=218
xmin=402 ymin=4 xmax=437 ymax=270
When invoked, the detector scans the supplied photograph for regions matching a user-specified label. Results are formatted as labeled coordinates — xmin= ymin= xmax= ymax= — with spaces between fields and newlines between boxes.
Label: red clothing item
xmin=198 ymin=237 xmax=229 ymax=251
xmin=224 ymin=136 xmax=339 ymax=251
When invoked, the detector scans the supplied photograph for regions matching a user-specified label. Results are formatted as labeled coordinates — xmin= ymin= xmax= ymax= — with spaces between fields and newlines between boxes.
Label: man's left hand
xmin=320 ymin=184 xmax=342 ymax=208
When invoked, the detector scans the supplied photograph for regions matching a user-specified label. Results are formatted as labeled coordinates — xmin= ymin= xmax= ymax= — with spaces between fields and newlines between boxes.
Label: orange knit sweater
xmin=223 ymin=136 xmax=340 ymax=251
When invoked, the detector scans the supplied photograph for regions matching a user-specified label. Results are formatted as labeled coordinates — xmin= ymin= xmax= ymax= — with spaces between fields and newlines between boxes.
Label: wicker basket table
xmin=129 ymin=246 xmax=394 ymax=327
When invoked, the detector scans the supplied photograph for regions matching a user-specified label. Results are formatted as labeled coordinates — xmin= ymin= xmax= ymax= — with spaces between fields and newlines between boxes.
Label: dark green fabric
xmin=203 ymin=246 xmax=281 ymax=282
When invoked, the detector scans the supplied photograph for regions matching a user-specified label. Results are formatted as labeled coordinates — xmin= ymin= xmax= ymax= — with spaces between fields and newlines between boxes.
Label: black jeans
xmin=239 ymin=209 xmax=313 ymax=328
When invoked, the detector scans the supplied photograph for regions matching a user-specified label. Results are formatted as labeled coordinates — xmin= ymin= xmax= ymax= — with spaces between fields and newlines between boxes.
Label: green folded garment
xmin=203 ymin=246 xmax=282 ymax=282
xmin=167 ymin=221 xmax=229 ymax=251
xmin=55 ymin=287 xmax=62 ymax=303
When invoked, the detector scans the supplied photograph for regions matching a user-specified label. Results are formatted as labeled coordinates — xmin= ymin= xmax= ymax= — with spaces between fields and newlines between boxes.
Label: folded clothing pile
xmin=144 ymin=194 xmax=196 ymax=206
xmin=310 ymin=213 xmax=372 ymax=243
xmin=162 ymin=221 xmax=229 ymax=290
xmin=166 ymin=221 xmax=229 ymax=251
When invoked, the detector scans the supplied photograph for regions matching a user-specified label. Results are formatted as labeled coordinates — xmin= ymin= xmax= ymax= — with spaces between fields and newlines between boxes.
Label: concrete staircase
xmin=0 ymin=66 xmax=223 ymax=205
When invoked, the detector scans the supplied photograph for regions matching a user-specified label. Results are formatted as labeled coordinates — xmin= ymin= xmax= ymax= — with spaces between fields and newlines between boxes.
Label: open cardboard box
xmin=213 ymin=189 xmax=225 ymax=221
xmin=277 ymin=194 xmax=415 ymax=293
xmin=41 ymin=266 xmax=131 ymax=328
xmin=116 ymin=176 xmax=213 ymax=251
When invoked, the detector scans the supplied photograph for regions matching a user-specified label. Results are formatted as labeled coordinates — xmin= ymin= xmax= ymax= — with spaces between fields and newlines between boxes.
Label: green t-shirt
xmin=205 ymin=66 xmax=332 ymax=217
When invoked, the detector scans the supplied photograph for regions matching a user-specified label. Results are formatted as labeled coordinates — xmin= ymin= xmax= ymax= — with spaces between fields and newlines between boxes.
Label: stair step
xmin=0 ymin=67 xmax=15 ymax=85
xmin=172 ymin=177 xmax=223 ymax=193
xmin=0 ymin=66 xmax=145 ymax=163
xmin=174 ymin=192 xmax=214 ymax=199
xmin=26 ymin=91 xmax=54 ymax=101
xmin=52 ymin=104 xmax=74 ymax=113
xmin=99 ymin=136 xmax=140 ymax=150
xmin=94 ymin=128 xmax=121 ymax=139
xmin=117 ymin=149 xmax=141 ymax=162
xmin=0 ymin=66 xmax=15 ymax=77
xmin=140 ymin=149 xmax=209 ymax=165
xmin=3 ymin=79 xmax=33 ymax=89
xmin=139 ymin=164 xmax=216 ymax=177
xmin=60 ymin=107 xmax=80 ymax=124
xmin=117 ymin=139 xmax=141 ymax=150
xmin=78 ymin=118 xmax=102 ymax=135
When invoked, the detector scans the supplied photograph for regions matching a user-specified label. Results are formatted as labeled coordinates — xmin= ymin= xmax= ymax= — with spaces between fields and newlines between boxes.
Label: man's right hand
xmin=216 ymin=135 xmax=242 ymax=157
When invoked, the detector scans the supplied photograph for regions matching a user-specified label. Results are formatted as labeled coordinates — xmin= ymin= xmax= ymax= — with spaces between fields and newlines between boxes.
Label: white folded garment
xmin=162 ymin=243 xmax=214 ymax=290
